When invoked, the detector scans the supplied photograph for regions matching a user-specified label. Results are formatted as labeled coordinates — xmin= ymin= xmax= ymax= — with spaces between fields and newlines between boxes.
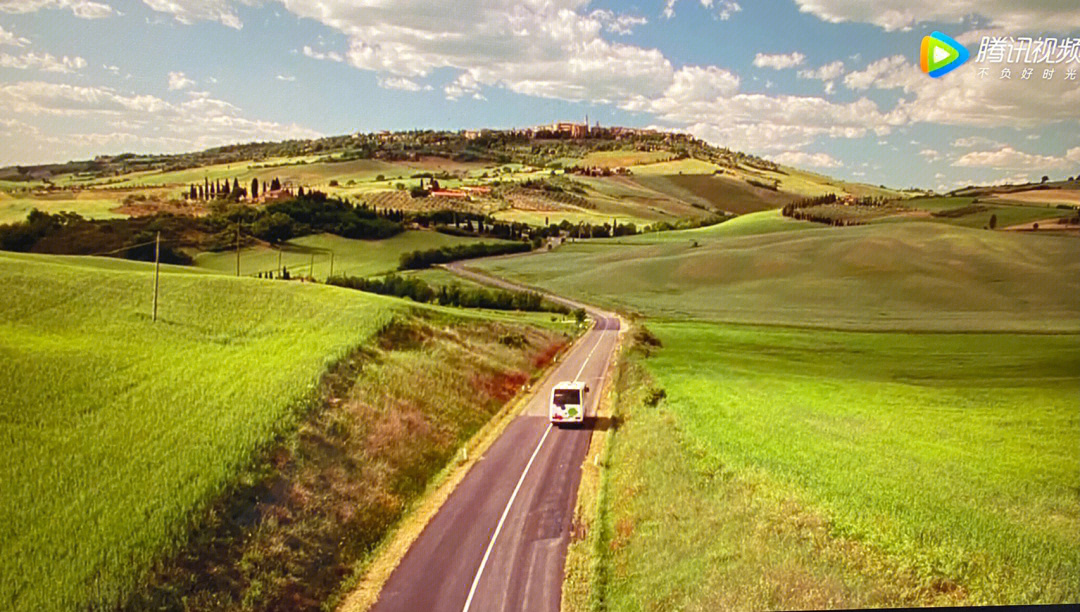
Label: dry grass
xmin=123 ymin=315 xmax=570 ymax=611
xmin=561 ymin=316 xmax=627 ymax=612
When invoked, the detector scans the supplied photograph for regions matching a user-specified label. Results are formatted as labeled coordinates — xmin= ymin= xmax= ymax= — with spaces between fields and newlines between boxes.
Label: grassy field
xmin=0 ymin=252 xmax=408 ymax=610
xmin=592 ymin=324 xmax=1080 ymax=609
xmin=0 ymin=249 xmax=574 ymax=611
xmin=632 ymin=173 xmax=790 ymax=215
xmin=990 ymin=189 xmax=1080 ymax=206
xmin=579 ymin=150 xmax=675 ymax=169
xmin=0 ymin=193 xmax=127 ymax=224
xmin=519 ymin=201 xmax=1080 ymax=607
xmin=192 ymin=230 xmax=512 ymax=280
xmin=628 ymin=158 xmax=722 ymax=176
xmin=473 ymin=220 xmax=1080 ymax=331
xmin=896 ymin=197 xmax=1077 ymax=229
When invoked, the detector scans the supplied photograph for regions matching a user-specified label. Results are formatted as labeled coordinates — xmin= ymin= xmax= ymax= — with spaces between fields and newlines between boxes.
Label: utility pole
xmin=329 ymin=251 xmax=334 ymax=278
xmin=235 ymin=221 xmax=241 ymax=277
xmin=152 ymin=231 xmax=160 ymax=322
xmin=309 ymin=252 xmax=315 ymax=279
xmin=277 ymin=247 xmax=282 ymax=279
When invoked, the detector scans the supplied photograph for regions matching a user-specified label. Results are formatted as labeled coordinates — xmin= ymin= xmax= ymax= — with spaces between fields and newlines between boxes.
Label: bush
xmin=326 ymin=273 xmax=568 ymax=314
xmin=399 ymin=241 xmax=531 ymax=270
xmin=251 ymin=212 xmax=296 ymax=244
xmin=265 ymin=192 xmax=403 ymax=240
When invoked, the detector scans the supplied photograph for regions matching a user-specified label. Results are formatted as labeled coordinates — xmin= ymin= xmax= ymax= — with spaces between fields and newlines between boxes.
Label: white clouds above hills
xmin=0 ymin=81 xmax=319 ymax=165
xmin=0 ymin=0 xmax=1076 ymax=186
xmin=0 ymin=0 xmax=113 ymax=19
xmin=953 ymin=145 xmax=1079 ymax=171
xmin=792 ymin=0 xmax=1080 ymax=33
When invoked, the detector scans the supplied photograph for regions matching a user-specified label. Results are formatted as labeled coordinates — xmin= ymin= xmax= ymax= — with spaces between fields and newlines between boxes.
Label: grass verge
xmin=124 ymin=313 xmax=572 ymax=611
xmin=584 ymin=322 xmax=1079 ymax=608
xmin=561 ymin=316 xmax=627 ymax=612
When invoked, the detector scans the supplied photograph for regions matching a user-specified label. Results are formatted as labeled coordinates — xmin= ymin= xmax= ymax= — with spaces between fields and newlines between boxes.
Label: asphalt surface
xmin=370 ymin=264 xmax=620 ymax=612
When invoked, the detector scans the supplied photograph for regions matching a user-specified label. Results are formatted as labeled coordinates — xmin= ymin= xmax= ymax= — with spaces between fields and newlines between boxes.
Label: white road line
xmin=574 ymin=319 xmax=607 ymax=382
xmin=461 ymin=319 xmax=609 ymax=612
xmin=461 ymin=422 xmax=552 ymax=612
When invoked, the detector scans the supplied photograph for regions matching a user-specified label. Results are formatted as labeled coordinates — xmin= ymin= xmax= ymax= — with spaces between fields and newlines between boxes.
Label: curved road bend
xmin=370 ymin=264 xmax=620 ymax=612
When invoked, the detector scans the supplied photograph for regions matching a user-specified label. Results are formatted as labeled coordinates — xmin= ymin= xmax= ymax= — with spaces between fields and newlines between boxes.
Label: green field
xmin=474 ymin=220 xmax=1080 ymax=331
xmin=0 ymin=193 xmax=127 ymax=224
xmin=898 ymin=197 xmax=1077 ymax=230
xmin=479 ymin=213 xmax=1080 ymax=605
xmin=192 ymin=230 xmax=511 ymax=280
xmin=598 ymin=323 xmax=1080 ymax=608
xmin=578 ymin=150 xmax=675 ymax=168
xmin=0 ymin=252 xmax=408 ymax=610
xmin=631 ymin=173 xmax=790 ymax=215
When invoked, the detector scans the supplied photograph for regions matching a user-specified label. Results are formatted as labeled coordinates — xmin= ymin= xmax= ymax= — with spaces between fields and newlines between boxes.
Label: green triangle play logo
xmin=920 ymin=31 xmax=970 ymax=78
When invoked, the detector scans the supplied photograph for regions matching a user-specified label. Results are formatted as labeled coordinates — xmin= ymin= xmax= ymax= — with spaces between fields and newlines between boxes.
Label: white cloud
xmin=140 ymin=0 xmax=246 ymax=29
xmin=590 ymin=9 xmax=647 ymax=35
xmin=0 ymin=24 xmax=30 ymax=47
xmin=167 ymin=71 xmax=195 ymax=90
xmin=661 ymin=65 xmax=740 ymax=101
xmin=663 ymin=0 xmax=742 ymax=20
xmin=627 ymin=87 xmax=897 ymax=153
xmin=275 ymin=74 xmax=295 ymax=82
xmin=845 ymin=54 xmax=1080 ymax=128
xmin=769 ymin=150 xmax=843 ymax=168
xmin=753 ymin=52 xmax=805 ymax=70
xmin=952 ymin=145 xmax=1074 ymax=171
xmin=0 ymin=80 xmax=320 ymax=165
xmin=0 ymin=51 xmax=86 ymax=72
xmin=797 ymin=60 xmax=844 ymax=81
xmin=0 ymin=0 xmax=113 ymax=19
xmin=283 ymin=1 xmax=678 ymax=105
xmin=793 ymin=0 xmax=1080 ymax=33
xmin=843 ymin=55 xmax=915 ymax=91
xmin=302 ymin=45 xmax=343 ymax=63
xmin=951 ymin=136 xmax=1003 ymax=149
xmin=378 ymin=76 xmax=423 ymax=91
xmin=919 ymin=148 xmax=941 ymax=161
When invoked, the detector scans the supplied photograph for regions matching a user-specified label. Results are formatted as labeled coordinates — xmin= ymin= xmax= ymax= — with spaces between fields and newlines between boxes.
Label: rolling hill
xmin=473 ymin=216 xmax=1080 ymax=331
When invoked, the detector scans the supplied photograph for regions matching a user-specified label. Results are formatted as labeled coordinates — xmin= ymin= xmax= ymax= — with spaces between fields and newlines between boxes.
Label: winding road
xmin=368 ymin=263 xmax=621 ymax=612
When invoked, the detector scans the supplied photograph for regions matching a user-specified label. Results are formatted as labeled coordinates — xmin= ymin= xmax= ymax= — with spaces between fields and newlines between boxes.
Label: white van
xmin=550 ymin=381 xmax=588 ymax=425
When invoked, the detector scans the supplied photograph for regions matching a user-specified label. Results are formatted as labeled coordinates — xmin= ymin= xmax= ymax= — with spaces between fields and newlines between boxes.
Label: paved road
xmin=370 ymin=265 xmax=620 ymax=612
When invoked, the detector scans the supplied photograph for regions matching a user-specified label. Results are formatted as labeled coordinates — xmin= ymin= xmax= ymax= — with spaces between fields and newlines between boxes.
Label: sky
xmin=0 ymin=0 xmax=1079 ymax=190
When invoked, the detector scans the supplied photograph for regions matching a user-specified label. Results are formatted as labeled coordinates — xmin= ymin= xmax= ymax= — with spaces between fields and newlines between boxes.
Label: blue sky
xmin=1 ymin=0 xmax=1078 ymax=190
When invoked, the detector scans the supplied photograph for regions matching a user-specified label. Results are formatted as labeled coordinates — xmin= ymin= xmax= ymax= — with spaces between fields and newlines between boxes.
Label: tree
xmin=251 ymin=177 xmax=259 ymax=199
xmin=1042 ymin=175 xmax=1050 ymax=183
xmin=989 ymin=214 xmax=997 ymax=229
xmin=252 ymin=212 xmax=295 ymax=243
xmin=189 ymin=185 xmax=197 ymax=200
xmin=233 ymin=178 xmax=240 ymax=194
